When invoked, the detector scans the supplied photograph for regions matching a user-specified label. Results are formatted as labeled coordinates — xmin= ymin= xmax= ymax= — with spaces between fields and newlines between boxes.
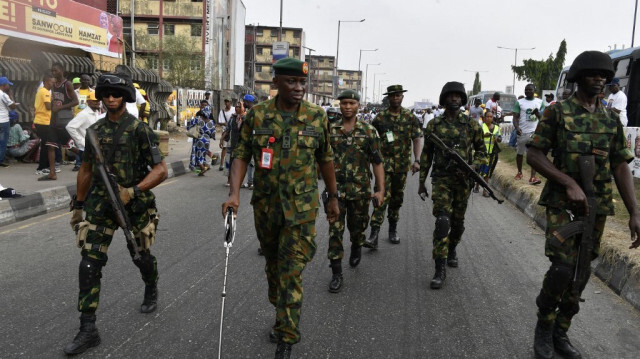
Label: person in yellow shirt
xmin=74 ymin=74 xmax=94 ymax=116
xmin=34 ymin=72 xmax=54 ymax=173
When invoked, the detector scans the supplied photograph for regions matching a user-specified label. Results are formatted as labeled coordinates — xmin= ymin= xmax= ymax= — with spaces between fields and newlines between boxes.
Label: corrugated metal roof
xmin=32 ymin=52 xmax=95 ymax=74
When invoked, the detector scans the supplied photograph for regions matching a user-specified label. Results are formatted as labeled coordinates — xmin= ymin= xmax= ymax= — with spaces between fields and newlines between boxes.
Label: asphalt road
xmin=1 ymin=171 xmax=640 ymax=359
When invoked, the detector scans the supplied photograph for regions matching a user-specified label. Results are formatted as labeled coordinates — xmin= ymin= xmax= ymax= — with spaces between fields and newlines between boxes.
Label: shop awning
xmin=32 ymin=52 xmax=95 ymax=74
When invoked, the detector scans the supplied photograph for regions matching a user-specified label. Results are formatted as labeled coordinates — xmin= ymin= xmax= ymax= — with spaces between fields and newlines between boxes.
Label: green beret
xmin=337 ymin=89 xmax=360 ymax=101
xmin=272 ymin=58 xmax=309 ymax=77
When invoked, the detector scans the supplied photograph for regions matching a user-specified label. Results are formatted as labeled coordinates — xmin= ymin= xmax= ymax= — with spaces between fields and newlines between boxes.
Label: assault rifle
xmin=425 ymin=133 xmax=504 ymax=204
xmin=86 ymin=128 xmax=141 ymax=260
xmin=550 ymin=155 xmax=597 ymax=301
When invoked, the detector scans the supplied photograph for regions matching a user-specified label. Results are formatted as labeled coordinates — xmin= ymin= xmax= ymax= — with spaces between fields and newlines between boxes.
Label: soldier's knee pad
xmin=79 ymin=257 xmax=102 ymax=291
xmin=449 ymin=223 xmax=465 ymax=240
xmin=544 ymin=262 xmax=574 ymax=296
xmin=434 ymin=214 xmax=451 ymax=239
xmin=133 ymin=251 xmax=155 ymax=275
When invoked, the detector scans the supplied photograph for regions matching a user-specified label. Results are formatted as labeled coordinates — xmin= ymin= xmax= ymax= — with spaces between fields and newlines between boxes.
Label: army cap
xmin=337 ymin=89 xmax=360 ymax=101
xmin=273 ymin=58 xmax=309 ymax=77
xmin=383 ymin=84 xmax=407 ymax=95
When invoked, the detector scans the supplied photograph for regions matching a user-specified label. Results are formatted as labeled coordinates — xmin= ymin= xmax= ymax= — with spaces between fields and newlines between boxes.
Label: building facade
xmin=307 ymin=55 xmax=361 ymax=102
xmin=245 ymin=25 xmax=304 ymax=98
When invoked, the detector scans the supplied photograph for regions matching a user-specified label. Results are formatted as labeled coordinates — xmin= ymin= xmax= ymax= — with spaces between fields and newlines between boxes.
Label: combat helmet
xmin=566 ymin=51 xmax=614 ymax=83
xmin=95 ymin=73 xmax=136 ymax=103
xmin=439 ymin=81 xmax=467 ymax=106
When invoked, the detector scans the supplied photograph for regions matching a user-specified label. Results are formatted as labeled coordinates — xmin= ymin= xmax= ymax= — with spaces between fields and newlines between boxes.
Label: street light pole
xmin=335 ymin=19 xmax=365 ymax=98
xmin=364 ymin=62 xmax=380 ymax=106
xmin=497 ymin=46 xmax=535 ymax=94
xmin=358 ymin=48 xmax=378 ymax=95
xmin=633 ymin=0 xmax=638 ymax=47
xmin=302 ymin=46 xmax=315 ymax=101
xmin=373 ymin=72 xmax=385 ymax=104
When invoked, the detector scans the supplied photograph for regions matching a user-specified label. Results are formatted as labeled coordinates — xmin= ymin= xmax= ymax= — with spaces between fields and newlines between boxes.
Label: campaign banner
xmin=0 ymin=0 xmax=122 ymax=57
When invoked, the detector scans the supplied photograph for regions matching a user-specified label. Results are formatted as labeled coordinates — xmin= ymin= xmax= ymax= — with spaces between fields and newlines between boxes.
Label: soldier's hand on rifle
xmin=629 ymin=213 xmax=640 ymax=249
xmin=418 ymin=183 xmax=429 ymax=201
xmin=70 ymin=209 xmax=83 ymax=231
xmin=118 ymin=185 xmax=135 ymax=206
xmin=565 ymin=181 xmax=588 ymax=215
xmin=411 ymin=160 xmax=420 ymax=175
xmin=222 ymin=197 xmax=239 ymax=219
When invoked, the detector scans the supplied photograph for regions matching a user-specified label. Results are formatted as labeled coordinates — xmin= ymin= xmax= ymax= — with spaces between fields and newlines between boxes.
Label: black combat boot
xmin=447 ymin=244 xmax=458 ymax=268
xmin=274 ymin=341 xmax=292 ymax=359
xmin=349 ymin=244 xmax=362 ymax=267
xmin=430 ymin=259 xmax=447 ymax=289
xmin=328 ymin=259 xmax=343 ymax=293
xmin=533 ymin=319 xmax=554 ymax=359
xmin=388 ymin=221 xmax=400 ymax=244
xmin=63 ymin=313 xmax=101 ymax=355
xmin=364 ymin=227 xmax=379 ymax=249
xmin=553 ymin=326 xmax=582 ymax=359
xmin=140 ymin=284 xmax=158 ymax=313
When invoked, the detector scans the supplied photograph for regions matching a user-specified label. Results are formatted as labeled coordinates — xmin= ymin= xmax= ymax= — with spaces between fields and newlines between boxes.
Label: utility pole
xmin=335 ymin=19 xmax=365 ymax=98
xmin=358 ymin=48 xmax=378 ymax=95
xmin=497 ymin=46 xmax=535 ymax=95
xmin=303 ymin=46 xmax=315 ymax=101
xmin=278 ymin=0 xmax=283 ymax=41
xmin=633 ymin=0 xmax=638 ymax=47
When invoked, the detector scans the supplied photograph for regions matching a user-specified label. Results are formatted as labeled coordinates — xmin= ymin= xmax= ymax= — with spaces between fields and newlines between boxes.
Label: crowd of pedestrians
xmin=0 ymin=63 xmax=149 ymax=182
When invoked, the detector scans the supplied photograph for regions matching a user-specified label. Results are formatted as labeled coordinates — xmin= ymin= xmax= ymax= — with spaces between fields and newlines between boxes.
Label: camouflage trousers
xmin=370 ymin=171 xmax=407 ymax=228
xmin=78 ymin=199 xmax=159 ymax=313
xmin=328 ymin=198 xmax=370 ymax=260
xmin=431 ymin=176 xmax=471 ymax=259
xmin=537 ymin=206 xmax=606 ymax=330
xmin=254 ymin=206 xmax=317 ymax=345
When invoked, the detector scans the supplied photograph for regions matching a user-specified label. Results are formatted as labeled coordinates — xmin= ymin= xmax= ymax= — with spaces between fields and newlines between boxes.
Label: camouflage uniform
xmin=233 ymin=96 xmax=333 ymax=344
xmin=328 ymin=120 xmax=382 ymax=260
xmin=529 ymin=95 xmax=633 ymax=330
xmin=420 ymin=112 xmax=487 ymax=259
xmin=78 ymin=112 xmax=162 ymax=313
xmin=370 ymin=108 xmax=422 ymax=228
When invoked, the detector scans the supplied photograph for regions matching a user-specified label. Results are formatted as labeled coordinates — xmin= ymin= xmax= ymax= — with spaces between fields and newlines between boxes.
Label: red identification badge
xmin=260 ymin=136 xmax=276 ymax=169
xmin=260 ymin=148 xmax=273 ymax=169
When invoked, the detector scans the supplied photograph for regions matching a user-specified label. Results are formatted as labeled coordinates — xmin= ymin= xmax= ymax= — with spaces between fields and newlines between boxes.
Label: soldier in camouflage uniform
xmin=222 ymin=58 xmax=339 ymax=359
xmin=327 ymin=89 xmax=385 ymax=293
xmin=418 ymin=82 xmax=487 ymax=290
xmin=64 ymin=73 xmax=168 ymax=355
xmin=365 ymin=85 xmax=423 ymax=248
xmin=527 ymin=51 xmax=640 ymax=359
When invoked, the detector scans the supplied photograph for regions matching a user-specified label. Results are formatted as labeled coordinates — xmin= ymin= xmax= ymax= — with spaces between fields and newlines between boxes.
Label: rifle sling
xmin=105 ymin=117 xmax=134 ymax=165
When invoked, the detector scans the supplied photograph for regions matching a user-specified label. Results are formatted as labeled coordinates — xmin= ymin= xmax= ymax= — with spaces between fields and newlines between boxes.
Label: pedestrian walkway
xmin=0 ymin=133 xmax=225 ymax=226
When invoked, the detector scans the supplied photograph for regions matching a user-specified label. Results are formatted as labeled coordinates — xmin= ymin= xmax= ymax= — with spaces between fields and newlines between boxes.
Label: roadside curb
xmin=0 ymin=159 xmax=190 ymax=228
xmin=489 ymin=169 xmax=640 ymax=312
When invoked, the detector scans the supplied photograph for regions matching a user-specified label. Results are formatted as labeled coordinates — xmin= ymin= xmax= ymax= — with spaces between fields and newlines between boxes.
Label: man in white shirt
xmin=125 ymin=84 xmax=147 ymax=119
xmin=607 ymin=78 xmax=628 ymax=126
xmin=217 ymin=98 xmax=235 ymax=170
xmin=66 ymin=92 xmax=101 ymax=171
xmin=0 ymin=76 xmax=17 ymax=167
xmin=513 ymin=83 xmax=544 ymax=184
xmin=486 ymin=92 xmax=503 ymax=122
xmin=469 ymin=98 xmax=484 ymax=125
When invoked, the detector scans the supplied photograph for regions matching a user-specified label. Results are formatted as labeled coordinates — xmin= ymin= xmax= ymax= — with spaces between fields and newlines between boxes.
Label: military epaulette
xmin=253 ymin=129 xmax=274 ymax=135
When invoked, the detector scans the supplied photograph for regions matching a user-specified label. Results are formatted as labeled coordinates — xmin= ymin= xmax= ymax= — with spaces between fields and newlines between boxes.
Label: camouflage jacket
xmin=420 ymin=111 xmax=487 ymax=183
xmin=330 ymin=119 xmax=383 ymax=200
xmin=234 ymin=96 xmax=333 ymax=226
xmin=372 ymin=107 xmax=422 ymax=173
xmin=529 ymin=95 xmax=633 ymax=215
xmin=83 ymin=111 xmax=161 ymax=213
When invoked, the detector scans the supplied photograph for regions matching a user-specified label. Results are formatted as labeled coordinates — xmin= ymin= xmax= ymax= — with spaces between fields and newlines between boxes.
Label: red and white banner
xmin=0 ymin=0 xmax=122 ymax=57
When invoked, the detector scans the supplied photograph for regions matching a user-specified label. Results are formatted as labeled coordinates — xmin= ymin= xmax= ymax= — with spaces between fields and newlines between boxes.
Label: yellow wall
xmin=120 ymin=0 xmax=203 ymax=18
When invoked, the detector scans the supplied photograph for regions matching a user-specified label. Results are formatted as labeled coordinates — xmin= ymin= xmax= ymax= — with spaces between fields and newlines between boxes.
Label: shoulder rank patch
xmin=298 ymin=130 xmax=319 ymax=137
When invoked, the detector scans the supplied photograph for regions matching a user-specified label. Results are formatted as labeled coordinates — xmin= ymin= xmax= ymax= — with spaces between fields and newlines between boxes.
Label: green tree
xmin=158 ymin=34 xmax=205 ymax=89
xmin=512 ymin=40 xmax=567 ymax=92
xmin=472 ymin=72 xmax=482 ymax=95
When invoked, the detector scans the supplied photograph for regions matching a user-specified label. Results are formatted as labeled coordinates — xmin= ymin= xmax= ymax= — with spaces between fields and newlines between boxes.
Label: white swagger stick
xmin=218 ymin=207 xmax=236 ymax=359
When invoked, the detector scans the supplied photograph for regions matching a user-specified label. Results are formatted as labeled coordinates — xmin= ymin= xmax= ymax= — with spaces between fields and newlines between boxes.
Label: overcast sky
xmin=242 ymin=0 xmax=638 ymax=105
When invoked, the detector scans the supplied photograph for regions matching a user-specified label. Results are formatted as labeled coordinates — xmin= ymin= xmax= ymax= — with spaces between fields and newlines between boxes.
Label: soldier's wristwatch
xmin=133 ymin=185 xmax=142 ymax=198
xmin=327 ymin=191 xmax=340 ymax=199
